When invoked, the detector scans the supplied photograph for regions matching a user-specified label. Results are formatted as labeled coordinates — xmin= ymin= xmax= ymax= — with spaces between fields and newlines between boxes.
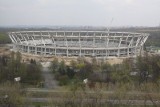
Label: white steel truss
xmin=8 ymin=31 xmax=149 ymax=58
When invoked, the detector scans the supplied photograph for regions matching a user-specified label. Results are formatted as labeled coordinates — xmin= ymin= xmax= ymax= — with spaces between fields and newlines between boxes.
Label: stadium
xmin=8 ymin=31 xmax=149 ymax=58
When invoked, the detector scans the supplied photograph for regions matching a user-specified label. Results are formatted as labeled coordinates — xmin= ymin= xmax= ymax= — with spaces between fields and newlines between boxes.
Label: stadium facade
xmin=9 ymin=31 xmax=149 ymax=58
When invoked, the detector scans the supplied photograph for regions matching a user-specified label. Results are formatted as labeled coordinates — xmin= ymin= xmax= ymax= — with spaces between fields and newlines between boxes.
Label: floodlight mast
xmin=104 ymin=18 xmax=114 ymax=61
xmin=106 ymin=18 xmax=114 ymax=33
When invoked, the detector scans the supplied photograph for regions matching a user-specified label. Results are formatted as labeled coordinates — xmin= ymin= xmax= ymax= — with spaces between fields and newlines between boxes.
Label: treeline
xmin=50 ymin=54 xmax=160 ymax=88
xmin=0 ymin=32 xmax=11 ymax=44
xmin=0 ymin=51 xmax=43 ymax=85
xmin=145 ymin=31 xmax=160 ymax=47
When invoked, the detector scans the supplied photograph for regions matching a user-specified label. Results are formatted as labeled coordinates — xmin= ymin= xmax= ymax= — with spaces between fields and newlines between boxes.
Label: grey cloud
xmin=0 ymin=0 xmax=159 ymax=26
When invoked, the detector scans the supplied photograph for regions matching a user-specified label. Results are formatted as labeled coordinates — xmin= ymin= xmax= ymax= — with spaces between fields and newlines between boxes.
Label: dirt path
xmin=41 ymin=62 xmax=58 ymax=89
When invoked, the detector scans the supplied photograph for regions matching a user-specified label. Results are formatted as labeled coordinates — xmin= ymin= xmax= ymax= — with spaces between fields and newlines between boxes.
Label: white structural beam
xmin=140 ymin=35 xmax=148 ymax=46
xmin=11 ymin=34 xmax=18 ymax=43
xmin=40 ymin=32 xmax=46 ymax=46
xmin=136 ymin=36 xmax=142 ymax=47
xmin=8 ymin=33 xmax=16 ymax=43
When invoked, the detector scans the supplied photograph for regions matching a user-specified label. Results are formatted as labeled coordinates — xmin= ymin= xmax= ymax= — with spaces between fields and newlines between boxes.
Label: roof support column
xmin=126 ymin=34 xmax=130 ymax=57
xmin=128 ymin=36 xmax=134 ymax=56
xmin=79 ymin=32 xmax=81 ymax=57
xmin=118 ymin=37 xmax=122 ymax=57
xmin=28 ymin=46 xmax=30 ymax=54
xmin=105 ymin=33 xmax=109 ymax=58
xmin=35 ymin=46 xmax=37 ymax=55
xmin=92 ymin=33 xmax=97 ymax=57
xmin=135 ymin=36 xmax=141 ymax=56
xmin=64 ymin=32 xmax=68 ymax=57
xmin=51 ymin=32 xmax=56 ymax=56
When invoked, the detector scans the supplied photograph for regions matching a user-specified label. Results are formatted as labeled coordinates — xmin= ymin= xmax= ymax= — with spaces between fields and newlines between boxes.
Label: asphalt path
xmin=27 ymin=97 xmax=160 ymax=105
xmin=26 ymin=88 xmax=160 ymax=105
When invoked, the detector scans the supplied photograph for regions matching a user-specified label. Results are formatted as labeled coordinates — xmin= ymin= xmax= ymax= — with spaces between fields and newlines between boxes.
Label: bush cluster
xmin=0 ymin=51 xmax=43 ymax=85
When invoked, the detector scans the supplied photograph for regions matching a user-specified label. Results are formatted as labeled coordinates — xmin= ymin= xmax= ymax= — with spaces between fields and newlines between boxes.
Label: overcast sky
xmin=0 ymin=0 xmax=160 ymax=27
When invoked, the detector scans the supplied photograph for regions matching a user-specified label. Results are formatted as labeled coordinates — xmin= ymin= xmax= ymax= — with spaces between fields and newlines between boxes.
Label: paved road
xmin=41 ymin=62 xmax=58 ymax=89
